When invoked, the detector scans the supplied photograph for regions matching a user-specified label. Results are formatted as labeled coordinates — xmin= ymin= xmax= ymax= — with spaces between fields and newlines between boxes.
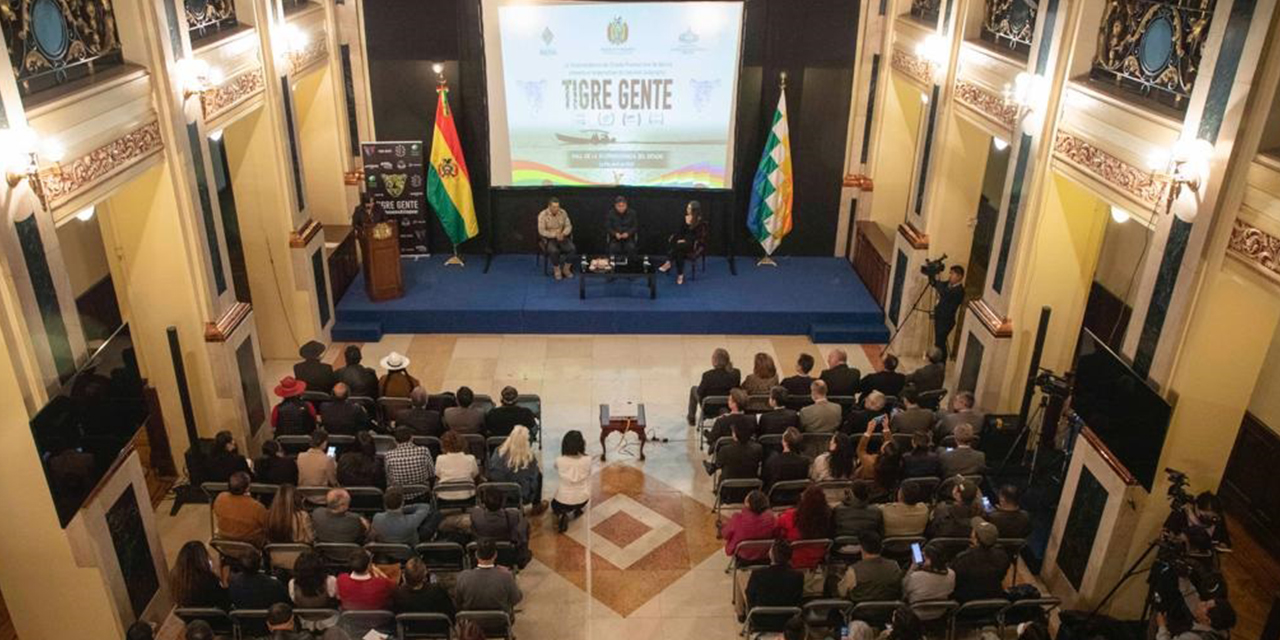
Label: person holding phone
xmin=901 ymin=543 xmax=954 ymax=620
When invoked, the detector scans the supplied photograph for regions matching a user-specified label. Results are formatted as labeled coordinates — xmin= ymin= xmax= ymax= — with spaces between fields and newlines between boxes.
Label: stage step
xmin=809 ymin=322 xmax=890 ymax=344
xmin=332 ymin=320 xmax=384 ymax=342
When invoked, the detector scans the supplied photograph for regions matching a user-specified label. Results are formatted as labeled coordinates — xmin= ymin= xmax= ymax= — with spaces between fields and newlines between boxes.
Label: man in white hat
xmin=379 ymin=351 xmax=419 ymax=399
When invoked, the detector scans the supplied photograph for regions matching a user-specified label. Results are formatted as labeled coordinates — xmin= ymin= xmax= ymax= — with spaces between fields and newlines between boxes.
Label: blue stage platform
xmin=332 ymin=255 xmax=889 ymax=342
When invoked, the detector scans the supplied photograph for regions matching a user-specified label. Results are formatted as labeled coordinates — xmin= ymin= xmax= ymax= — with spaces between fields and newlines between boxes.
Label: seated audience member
xmin=393 ymin=557 xmax=456 ymax=619
xmin=213 ymin=471 xmax=268 ymax=546
xmin=552 ymin=430 xmax=592 ymax=533
xmin=171 ymin=541 xmax=230 ymax=609
xmin=776 ymin=486 xmax=834 ymax=570
xmin=207 ymin=430 xmax=253 ymax=482
xmin=183 ymin=620 xmax=215 ymax=640
xmin=889 ymin=387 xmax=935 ymax=435
xmin=311 ymin=489 xmax=368 ymax=544
xmin=705 ymin=388 xmax=756 ymax=448
xmin=837 ymin=531 xmax=903 ymax=602
xmin=833 ymin=481 xmax=883 ymax=544
xmin=228 ymin=548 xmax=290 ymax=610
xmin=337 ymin=431 xmax=385 ymax=488
xmin=254 ymin=440 xmax=299 ymax=486
xmin=704 ymin=421 xmax=763 ymax=484
xmin=844 ymin=390 xmax=891 ymax=435
xmin=929 ymin=480 xmax=980 ymax=538
xmin=939 ymin=423 xmax=985 ymax=477
xmin=265 ymin=484 xmax=314 ymax=544
xmin=383 ymin=426 xmax=435 ymax=501
xmin=905 ymin=348 xmax=946 ymax=394
xmin=858 ymin=354 xmax=906 ymax=401
xmin=798 ymin=380 xmax=842 ymax=438
xmin=936 ymin=391 xmax=984 ymax=440
xmin=435 ymin=430 xmax=481 ymax=502
xmin=443 ymin=386 xmax=485 ymax=435
xmin=742 ymin=352 xmax=780 ymax=411
xmin=335 ymin=345 xmax=378 ymax=399
xmin=763 ymin=427 xmax=811 ymax=489
xmin=265 ymin=603 xmax=315 ymax=640
xmin=820 ymin=348 xmax=861 ymax=397
xmin=882 ymin=483 xmax=930 ymax=537
xmin=855 ymin=419 xmax=902 ymax=502
xmin=1156 ymin=597 xmax=1236 ymax=640
xmin=688 ymin=347 xmax=741 ymax=426
xmin=783 ymin=616 xmax=808 ymax=640
xmin=455 ymin=540 xmax=523 ymax=617
xmin=397 ymin=387 xmax=444 ymax=437
xmin=469 ymin=487 xmax=531 ymax=568
xmin=885 ymin=606 xmax=926 ymax=640
xmin=293 ymin=340 xmax=335 ymax=400
xmin=485 ymin=425 xmax=546 ymax=511
xmin=902 ymin=431 xmax=943 ymax=479
xmin=781 ymin=353 xmax=817 ymax=397
xmin=297 ymin=429 xmax=338 ymax=488
xmin=985 ymin=484 xmax=1032 ymax=539
xmin=723 ymin=490 xmax=776 ymax=562
xmin=371 ymin=487 xmax=435 ymax=546
xmin=126 ymin=622 xmax=154 ymax=640
xmin=287 ymin=553 xmax=338 ymax=630
xmin=272 ymin=377 xmax=317 ymax=437
xmin=758 ymin=386 xmax=800 ymax=435
xmin=336 ymin=550 xmax=396 ymax=611
xmin=378 ymin=352 xmax=419 ymax=399
xmin=811 ymin=432 xmax=856 ymax=483
xmin=902 ymin=543 xmax=956 ymax=619
xmin=484 ymin=386 xmax=537 ymax=439
xmin=740 ymin=540 xmax=804 ymax=622
xmin=319 ymin=383 xmax=371 ymax=436
xmin=951 ymin=521 xmax=1011 ymax=602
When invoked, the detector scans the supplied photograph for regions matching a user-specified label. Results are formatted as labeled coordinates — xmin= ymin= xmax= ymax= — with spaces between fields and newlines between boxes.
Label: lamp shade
xmin=1171 ymin=186 xmax=1199 ymax=222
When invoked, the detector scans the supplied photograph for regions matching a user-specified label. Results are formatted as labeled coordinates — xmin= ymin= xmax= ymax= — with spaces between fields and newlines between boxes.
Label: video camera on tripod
xmin=919 ymin=254 xmax=948 ymax=278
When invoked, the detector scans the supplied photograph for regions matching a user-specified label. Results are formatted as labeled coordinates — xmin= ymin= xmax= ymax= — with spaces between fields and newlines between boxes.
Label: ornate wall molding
xmin=38 ymin=121 xmax=165 ymax=207
xmin=201 ymin=67 xmax=265 ymax=121
xmin=1227 ymin=219 xmax=1280 ymax=283
xmin=953 ymin=79 xmax=1019 ymax=129
xmin=1052 ymin=131 xmax=1166 ymax=206
xmin=891 ymin=47 xmax=934 ymax=87
xmin=288 ymin=37 xmax=328 ymax=75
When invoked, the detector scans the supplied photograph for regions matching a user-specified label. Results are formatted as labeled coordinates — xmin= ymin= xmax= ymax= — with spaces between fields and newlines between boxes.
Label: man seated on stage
xmin=538 ymin=197 xmax=575 ymax=280
xmin=606 ymin=195 xmax=638 ymax=258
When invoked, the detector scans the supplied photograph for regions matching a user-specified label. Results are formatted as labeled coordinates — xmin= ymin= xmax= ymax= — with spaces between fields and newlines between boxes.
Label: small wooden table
xmin=599 ymin=403 xmax=647 ymax=460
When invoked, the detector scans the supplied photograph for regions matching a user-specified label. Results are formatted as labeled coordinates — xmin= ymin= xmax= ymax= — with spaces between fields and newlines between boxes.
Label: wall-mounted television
xmin=1071 ymin=329 xmax=1173 ymax=491
xmin=30 ymin=324 xmax=149 ymax=527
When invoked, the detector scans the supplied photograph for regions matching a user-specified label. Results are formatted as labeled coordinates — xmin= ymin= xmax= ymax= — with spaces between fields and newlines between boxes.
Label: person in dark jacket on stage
xmin=606 ymin=195 xmax=638 ymax=257
xmin=658 ymin=200 xmax=704 ymax=285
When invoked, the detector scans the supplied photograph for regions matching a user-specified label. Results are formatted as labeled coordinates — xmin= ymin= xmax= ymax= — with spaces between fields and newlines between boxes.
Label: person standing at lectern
xmin=352 ymin=193 xmax=388 ymax=228
xmin=538 ymin=197 xmax=576 ymax=280
xmin=606 ymin=195 xmax=638 ymax=258
xmin=931 ymin=264 xmax=966 ymax=359
xmin=658 ymin=200 xmax=702 ymax=285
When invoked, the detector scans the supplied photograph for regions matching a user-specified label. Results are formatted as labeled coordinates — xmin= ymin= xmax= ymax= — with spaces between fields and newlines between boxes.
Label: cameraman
xmin=929 ymin=263 xmax=966 ymax=359
xmin=1164 ymin=491 xmax=1231 ymax=553
xmin=1156 ymin=597 xmax=1236 ymax=640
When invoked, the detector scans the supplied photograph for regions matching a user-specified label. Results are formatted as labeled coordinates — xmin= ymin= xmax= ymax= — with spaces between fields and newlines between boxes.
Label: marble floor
xmin=156 ymin=334 xmax=883 ymax=640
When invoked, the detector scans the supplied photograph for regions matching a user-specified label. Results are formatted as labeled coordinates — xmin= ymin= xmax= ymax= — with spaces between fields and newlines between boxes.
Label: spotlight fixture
xmin=1003 ymin=72 xmax=1048 ymax=136
xmin=1149 ymin=137 xmax=1213 ymax=222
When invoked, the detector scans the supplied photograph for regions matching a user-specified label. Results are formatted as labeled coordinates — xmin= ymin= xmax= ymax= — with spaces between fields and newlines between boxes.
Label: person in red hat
xmin=271 ymin=376 xmax=317 ymax=436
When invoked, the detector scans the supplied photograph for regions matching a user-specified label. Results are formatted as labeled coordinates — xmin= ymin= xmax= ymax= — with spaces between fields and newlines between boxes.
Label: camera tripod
xmin=881 ymin=276 xmax=939 ymax=357
xmin=1087 ymin=539 xmax=1162 ymax=627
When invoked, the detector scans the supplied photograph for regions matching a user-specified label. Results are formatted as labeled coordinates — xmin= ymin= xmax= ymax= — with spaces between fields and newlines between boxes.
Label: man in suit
xmin=704 ymin=421 xmax=762 ymax=481
xmin=762 ymin=427 xmax=810 ymax=489
xmin=905 ymin=348 xmax=946 ymax=394
xmin=889 ymin=386 xmax=935 ymax=435
xmin=780 ymin=353 xmax=816 ymax=397
xmin=936 ymin=391 xmax=984 ymax=440
xmin=931 ymin=264 xmax=967 ymax=360
xmin=758 ymin=386 xmax=800 ymax=435
xmin=939 ymin=423 xmax=985 ymax=477
xmin=858 ymin=354 xmax=906 ymax=401
xmin=396 ymin=386 xmax=444 ymax=437
xmin=293 ymin=340 xmax=335 ymax=396
xmin=335 ymin=345 xmax=379 ymax=398
xmin=706 ymin=388 xmax=757 ymax=448
xmin=319 ymin=383 xmax=372 ymax=436
xmin=798 ymin=380 xmax=842 ymax=445
xmin=820 ymin=349 xmax=861 ymax=397
xmin=741 ymin=540 xmax=804 ymax=623
xmin=688 ymin=348 xmax=742 ymax=425
xmin=606 ymin=195 xmax=638 ymax=257
xmin=485 ymin=386 xmax=537 ymax=439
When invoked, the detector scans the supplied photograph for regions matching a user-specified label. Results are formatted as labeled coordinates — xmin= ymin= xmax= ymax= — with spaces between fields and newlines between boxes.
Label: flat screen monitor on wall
xmin=482 ymin=0 xmax=745 ymax=188
xmin=1071 ymin=329 xmax=1173 ymax=492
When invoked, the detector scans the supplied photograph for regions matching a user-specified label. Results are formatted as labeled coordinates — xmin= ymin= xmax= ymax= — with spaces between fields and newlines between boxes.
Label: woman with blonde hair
xmin=742 ymin=352 xmax=779 ymax=411
xmin=486 ymin=425 xmax=547 ymax=513
xmin=264 ymin=484 xmax=314 ymax=544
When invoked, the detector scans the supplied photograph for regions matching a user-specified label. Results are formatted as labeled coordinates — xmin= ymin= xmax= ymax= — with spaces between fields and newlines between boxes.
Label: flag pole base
xmin=756 ymin=256 xmax=778 ymax=267
xmin=444 ymin=254 xmax=465 ymax=267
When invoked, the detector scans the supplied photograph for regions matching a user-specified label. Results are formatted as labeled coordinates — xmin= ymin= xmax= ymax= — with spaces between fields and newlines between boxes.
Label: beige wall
xmin=293 ymin=66 xmax=350 ymax=228
xmin=1093 ymin=214 xmax=1151 ymax=302
xmin=869 ymin=74 xmax=925 ymax=233
xmin=54 ymin=214 xmax=111 ymax=297
xmin=1249 ymin=321 xmax=1280 ymax=433
xmin=929 ymin=112 xmax=990 ymax=267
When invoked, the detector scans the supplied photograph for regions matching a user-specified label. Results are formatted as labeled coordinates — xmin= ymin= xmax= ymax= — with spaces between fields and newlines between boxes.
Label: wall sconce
xmin=1110 ymin=205 xmax=1131 ymax=224
xmin=0 ymin=127 xmax=52 ymax=207
xmin=176 ymin=57 xmax=222 ymax=99
xmin=1003 ymin=72 xmax=1048 ymax=136
xmin=1149 ymin=137 xmax=1212 ymax=222
xmin=275 ymin=23 xmax=310 ymax=69
xmin=915 ymin=34 xmax=948 ymax=82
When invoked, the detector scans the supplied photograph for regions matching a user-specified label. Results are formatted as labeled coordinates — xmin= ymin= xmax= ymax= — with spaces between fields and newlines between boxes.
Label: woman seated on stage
xmin=659 ymin=200 xmax=704 ymax=285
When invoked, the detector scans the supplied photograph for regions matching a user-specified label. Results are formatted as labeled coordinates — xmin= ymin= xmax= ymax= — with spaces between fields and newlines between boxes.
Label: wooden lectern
xmin=360 ymin=221 xmax=403 ymax=301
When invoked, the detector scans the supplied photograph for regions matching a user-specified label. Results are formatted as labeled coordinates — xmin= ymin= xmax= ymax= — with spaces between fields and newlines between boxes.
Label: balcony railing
xmin=2 ymin=0 xmax=125 ymax=97
xmin=185 ymin=0 xmax=237 ymax=43
xmin=1089 ymin=0 xmax=1216 ymax=112
xmin=909 ymin=0 xmax=941 ymax=24
xmin=980 ymin=0 xmax=1036 ymax=57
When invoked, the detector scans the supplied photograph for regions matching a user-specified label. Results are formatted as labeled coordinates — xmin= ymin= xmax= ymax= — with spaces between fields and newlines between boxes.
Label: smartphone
xmin=982 ymin=496 xmax=993 ymax=512
xmin=327 ymin=446 xmax=337 ymax=458
xmin=911 ymin=542 xmax=923 ymax=565
xmin=839 ymin=625 xmax=849 ymax=640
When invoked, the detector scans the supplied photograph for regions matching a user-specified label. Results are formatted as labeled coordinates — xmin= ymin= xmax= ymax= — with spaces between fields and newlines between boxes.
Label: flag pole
xmin=757 ymin=70 xmax=786 ymax=268
xmin=445 ymin=245 xmax=465 ymax=267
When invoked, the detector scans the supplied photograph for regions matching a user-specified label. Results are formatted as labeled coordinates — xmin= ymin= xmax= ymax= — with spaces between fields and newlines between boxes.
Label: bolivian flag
xmin=427 ymin=86 xmax=479 ymax=246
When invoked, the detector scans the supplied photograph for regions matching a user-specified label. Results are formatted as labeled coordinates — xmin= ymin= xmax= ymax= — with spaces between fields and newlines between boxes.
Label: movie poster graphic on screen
xmin=488 ymin=1 xmax=744 ymax=188
xmin=362 ymin=141 xmax=428 ymax=255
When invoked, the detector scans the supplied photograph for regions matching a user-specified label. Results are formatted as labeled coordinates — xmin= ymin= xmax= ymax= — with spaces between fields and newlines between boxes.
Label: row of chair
xmin=710 ymin=474 xmax=985 ymax=523
xmin=715 ymin=431 xmax=972 ymax=458
xmin=273 ymin=432 xmax=513 ymax=461
xmin=695 ymin=388 xmax=947 ymax=429
xmin=175 ymin=607 xmax=511 ymax=640
xmin=210 ymin=536 xmax=521 ymax=577
xmin=297 ymin=392 xmax=541 ymax=430
xmin=742 ymin=596 xmax=1060 ymax=640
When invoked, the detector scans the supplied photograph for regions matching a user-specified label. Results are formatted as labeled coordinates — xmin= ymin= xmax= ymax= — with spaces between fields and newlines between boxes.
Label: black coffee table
xmin=579 ymin=256 xmax=656 ymax=300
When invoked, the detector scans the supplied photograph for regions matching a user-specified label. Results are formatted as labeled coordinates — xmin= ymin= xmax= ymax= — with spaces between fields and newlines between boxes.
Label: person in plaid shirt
xmin=384 ymin=426 xmax=434 ymax=501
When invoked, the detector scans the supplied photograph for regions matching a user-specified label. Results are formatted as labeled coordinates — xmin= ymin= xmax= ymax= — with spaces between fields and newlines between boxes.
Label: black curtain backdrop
xmin=365 ymin=0 xmax=859 ymax=257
